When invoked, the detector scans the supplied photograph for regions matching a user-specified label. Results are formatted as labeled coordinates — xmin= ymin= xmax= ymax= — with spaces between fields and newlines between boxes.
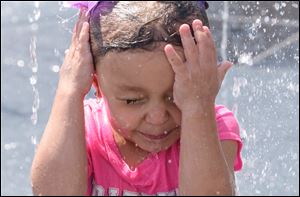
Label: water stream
xmin=1 ymin=2 xmax=299 ymax=195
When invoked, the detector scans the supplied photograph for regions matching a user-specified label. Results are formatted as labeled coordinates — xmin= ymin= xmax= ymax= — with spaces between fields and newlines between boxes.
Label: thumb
xmin=217 ymin=60 xmax=233 ymax=85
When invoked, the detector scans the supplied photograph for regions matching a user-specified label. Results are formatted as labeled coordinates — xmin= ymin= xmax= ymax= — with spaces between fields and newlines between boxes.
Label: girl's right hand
xmin=58 ymin=8 xmax=94 ymax=98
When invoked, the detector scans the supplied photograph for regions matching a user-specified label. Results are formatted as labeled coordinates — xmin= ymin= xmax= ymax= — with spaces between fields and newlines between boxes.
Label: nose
xmin=145 ymin=103 xmax=169 ymax=125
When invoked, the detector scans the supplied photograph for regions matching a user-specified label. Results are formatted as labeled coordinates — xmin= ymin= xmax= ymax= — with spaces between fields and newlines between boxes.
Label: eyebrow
xmin=117 ymin=85 xmax=146 ymax=92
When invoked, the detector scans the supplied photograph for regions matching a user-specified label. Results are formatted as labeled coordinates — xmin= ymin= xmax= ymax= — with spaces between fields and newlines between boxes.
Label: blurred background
xmin=1 ymin=1 xmax=299 ymax=195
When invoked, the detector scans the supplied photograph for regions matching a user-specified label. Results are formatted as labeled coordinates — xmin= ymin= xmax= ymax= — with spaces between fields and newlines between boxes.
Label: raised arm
xmin=31 ymin=8 xmax=94 ymax=195
xmin=164 ymin=19 xmax=235 ymax=195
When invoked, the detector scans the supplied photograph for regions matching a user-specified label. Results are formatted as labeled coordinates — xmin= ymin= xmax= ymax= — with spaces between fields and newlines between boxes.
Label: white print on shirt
xmin=108 ymin=187 xmax=119 ymax=196
xmin=92 ymin=181 xmax=179 ymax=196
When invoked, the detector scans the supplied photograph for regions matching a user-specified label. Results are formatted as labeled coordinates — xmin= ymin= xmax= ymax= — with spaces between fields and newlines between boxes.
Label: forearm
xmin=179 ymin=101 xmax=234 ymax=195
xmin=31 ymin=89 xmax=87 ymax=195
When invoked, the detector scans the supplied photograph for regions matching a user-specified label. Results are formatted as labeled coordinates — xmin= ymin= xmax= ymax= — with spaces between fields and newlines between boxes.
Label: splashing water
xmin=221 ymin=1 xmax=229 ymax=60
xmin=1 ymin=2 xmax=299 ymax=196
xmin=232 ymin=77 xmax=248 ymax=98
xmin=28 ymin=3 xmax=40 ymax=125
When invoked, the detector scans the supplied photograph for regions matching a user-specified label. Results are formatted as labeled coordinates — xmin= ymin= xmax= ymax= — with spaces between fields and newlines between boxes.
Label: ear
xmin=92 ymin=74 xmax=102 ymax=98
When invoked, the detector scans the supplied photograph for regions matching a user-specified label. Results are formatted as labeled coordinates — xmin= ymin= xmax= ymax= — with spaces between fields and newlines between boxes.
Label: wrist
xmin=56 ymin=85 xmax=85 ymax=101
xmin=181 ymin=99 xmax=215 ymax=116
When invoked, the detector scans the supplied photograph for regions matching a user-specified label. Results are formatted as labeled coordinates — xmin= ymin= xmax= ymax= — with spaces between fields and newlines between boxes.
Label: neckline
xmin=106 ymin=126 xmax=160 ymax=172
xmin=99 ymin=99 xmax=158 ymax=172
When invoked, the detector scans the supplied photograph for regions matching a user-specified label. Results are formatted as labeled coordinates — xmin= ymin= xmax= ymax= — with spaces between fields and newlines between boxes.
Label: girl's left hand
xmin=164 ymin=19 xmax=233 ymax=111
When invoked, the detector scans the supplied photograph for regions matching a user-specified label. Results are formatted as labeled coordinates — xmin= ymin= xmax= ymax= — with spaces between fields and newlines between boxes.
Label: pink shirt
xmin=84 ymin=98 xmax=243 ymax=196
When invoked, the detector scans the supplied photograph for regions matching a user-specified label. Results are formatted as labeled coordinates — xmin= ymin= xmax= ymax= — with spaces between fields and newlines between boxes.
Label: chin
xmin=138 ymin=141 xmax=173 ymax=153
xmin=139 ymin=132 xmax=180 ymax=153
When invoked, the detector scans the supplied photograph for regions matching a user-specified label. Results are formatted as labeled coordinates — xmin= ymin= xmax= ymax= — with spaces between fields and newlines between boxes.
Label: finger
xmin=67 ymin=22 xmax=78 ymax=58
xmin=192 ymin=19 xmax=204 ymax=44
xmin=179 ymin=24 xmax=198 ymax=67
xmin=202 ymin=25 xmax=212 ymax=39
xmin=78 ymin=22 xmax=90 ymax=51
xmin=217 ymin=60 xmax=233 ymax=84
xmin=164 ymin=44 xmax=188 ymax=79
xmin=193 ymin=22 xmax=217 ymax=67
xmin=193 ymin=20 xmax=212 ymax=54
xmin=69 ymin=8 xmax=88 ymax=58
xmin=71 ymin=21 xmax=78 ymax=43
xmin=76 ymin=8 xmax=88 ymax=41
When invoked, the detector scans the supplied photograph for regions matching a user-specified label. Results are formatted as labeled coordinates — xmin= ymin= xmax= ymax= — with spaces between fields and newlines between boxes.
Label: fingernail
xmin=83 ymin=22 xmax=89 ymax=28
xmin=195 ymin=20 xmax=203 ymax=29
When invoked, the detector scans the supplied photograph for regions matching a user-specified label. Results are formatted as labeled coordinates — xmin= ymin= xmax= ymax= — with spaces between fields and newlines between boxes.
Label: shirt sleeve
xmin=84 ymin=99 xmax=95 ymax=196
xmin=215 ymin=105 xmax=243 ymax=171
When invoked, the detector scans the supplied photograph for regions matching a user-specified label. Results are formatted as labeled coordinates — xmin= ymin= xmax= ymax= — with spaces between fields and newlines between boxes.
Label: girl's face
xmin=95 ymin=44 xmax=185 ymax=153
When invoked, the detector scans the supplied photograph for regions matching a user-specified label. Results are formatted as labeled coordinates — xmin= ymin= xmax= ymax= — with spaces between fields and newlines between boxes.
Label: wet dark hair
xmin=89 ymin=1 xmax=209 ymax=65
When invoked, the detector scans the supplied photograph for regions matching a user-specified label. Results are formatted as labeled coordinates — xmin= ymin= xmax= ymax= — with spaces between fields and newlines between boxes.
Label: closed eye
xmin=125 ymin=99 xmax=141 ymax=105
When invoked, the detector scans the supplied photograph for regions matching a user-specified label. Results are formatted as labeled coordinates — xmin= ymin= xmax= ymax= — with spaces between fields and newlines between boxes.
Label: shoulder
xmin=215 ymin=105 xmax=243 ymax=171
xmin=84 ymin=98 xmax=105 ymax=144
xmin=214 ymin=105 xmax=240 ymax=137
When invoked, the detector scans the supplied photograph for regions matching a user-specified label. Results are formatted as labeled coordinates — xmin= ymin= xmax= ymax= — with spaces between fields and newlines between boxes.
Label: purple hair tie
xmin=198 ymin=1 xmax=209 ymax=10
xmin=63 ymin=1 xmax=208 ymax=16
xmin=63 ymin=1 xmax=99 ymax=15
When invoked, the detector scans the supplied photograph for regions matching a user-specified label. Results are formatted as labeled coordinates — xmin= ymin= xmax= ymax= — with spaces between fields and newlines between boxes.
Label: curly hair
xmin=89 ymin=1 xmax=209 ymax=66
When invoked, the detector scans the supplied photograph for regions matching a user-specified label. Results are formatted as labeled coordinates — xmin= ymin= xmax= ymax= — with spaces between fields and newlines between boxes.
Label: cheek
xmin=108 ymin=103 xmax=141 ymax=133
xmin=169 ymin=105 xmax=182 ymax=126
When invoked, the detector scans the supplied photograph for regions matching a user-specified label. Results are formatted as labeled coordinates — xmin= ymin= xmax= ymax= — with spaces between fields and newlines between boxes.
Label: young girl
xmin=31 ymin=1 xmax=243 ymax=196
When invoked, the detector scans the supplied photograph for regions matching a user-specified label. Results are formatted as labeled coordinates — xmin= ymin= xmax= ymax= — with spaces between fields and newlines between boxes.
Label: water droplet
xmin=33 ymin=9 xmax=40 ymax=21
xmin=4 ymin=142 xmax=17 ymax=150
xmin=31 ymin=86 xmax=40 ymax=125
xmin=168 ymin=159 xmax=172 ymax=164
xmin=238 ymin=53 xmax=253 ymax=66
xmin=64 ymin=49 xmax=69 ymax=54
xmin=292 ymin=3 xmax=298 ymax=8
xmin=264 ymin=16 xmax=270 ymax=23
xmin=29 ymin=76 xmax=37 ymax=85
xmin=240 ymin=128 xmax=247 ymax=141
xmin=129 ymin=165 xmax=136 ymax=171
xmin=17 ymin=60 xmax=25 ymax=67
xmin=54 ymin=48 xmax=60 ymax=57
xmin=29 ymin=36 xmax=38 ymax=73
xmin=51 ymin=65 xmax=60 ymax=73
xmin=152 ymin=153 xmax=159 ymax=160
xmin=232 ymin=77 xmax=248 ymax=97
xmin=274 ymin=3 xmax=280 ymax=11
xmin=34 ymin=1 xmax=39 ymax=8
xmin=255 ymin=18 xmax=261 ymax=24
xmin=31 ymin=136 xmax=37 ymax=145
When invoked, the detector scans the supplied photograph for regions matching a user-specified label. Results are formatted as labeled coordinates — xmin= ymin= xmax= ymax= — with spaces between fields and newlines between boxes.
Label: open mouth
xmin=139 ymin=126 xmax=180 ymax=140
